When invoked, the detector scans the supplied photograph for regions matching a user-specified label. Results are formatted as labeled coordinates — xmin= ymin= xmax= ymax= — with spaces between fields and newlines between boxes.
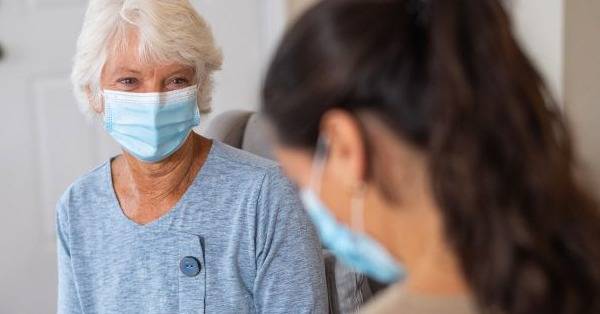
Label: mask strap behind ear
xmin=308 ymin=135 xmax=330 ymax=194
xmin=351 ymin=183 xmax=367 ymax=233
xmin=310 ymin=134 xmax=367 ymax=233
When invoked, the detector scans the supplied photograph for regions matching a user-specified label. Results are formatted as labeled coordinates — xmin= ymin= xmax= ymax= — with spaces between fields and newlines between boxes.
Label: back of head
xmin=262 ymin=0 xmax=600 ymax=313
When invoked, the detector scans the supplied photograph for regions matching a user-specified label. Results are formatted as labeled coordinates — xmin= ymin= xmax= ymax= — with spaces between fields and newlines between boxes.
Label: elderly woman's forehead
xmin=102 ymin=57 xmax=195 ymax=76
xmin=104 ymin=30 xmax=194 ymax=73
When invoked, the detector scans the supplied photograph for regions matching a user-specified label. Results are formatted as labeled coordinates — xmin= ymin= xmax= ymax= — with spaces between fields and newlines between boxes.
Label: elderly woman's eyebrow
xmin=166 ymin=66 xmax=195 ymax=74
xmin=164 ymin=67 xmax=196 ymax=78
xmin=111 ymin=67 xmax=143 ymax=75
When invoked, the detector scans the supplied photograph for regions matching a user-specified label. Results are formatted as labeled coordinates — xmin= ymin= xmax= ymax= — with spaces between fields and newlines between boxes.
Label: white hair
xmin=71 ymin=0 xmax=223 ymax=119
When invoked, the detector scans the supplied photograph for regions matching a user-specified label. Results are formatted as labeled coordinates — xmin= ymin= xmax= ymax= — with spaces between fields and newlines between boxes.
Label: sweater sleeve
xmin=253 ymin=166 xmax=329 ymax=313
xmin=56 ymin=194 xmax=83 ymax=314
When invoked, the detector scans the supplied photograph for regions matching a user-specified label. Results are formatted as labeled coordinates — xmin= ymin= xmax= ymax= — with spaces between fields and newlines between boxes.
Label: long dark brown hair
xmin=261 ymin=0 xmax=600 ymax=313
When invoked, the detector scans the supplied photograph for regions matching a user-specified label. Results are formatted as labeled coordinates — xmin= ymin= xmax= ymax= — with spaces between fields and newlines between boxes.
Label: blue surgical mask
xmin=103 ymin=85 xmax=200 ymax=163
xmin=299 ymin=137 xmax=404 ymax=283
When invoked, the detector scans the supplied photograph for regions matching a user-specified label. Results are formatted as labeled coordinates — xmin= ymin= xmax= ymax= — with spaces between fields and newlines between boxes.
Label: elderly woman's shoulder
xmin=56 ymin=160 xmax=111 ymax=214
xmin=210 ymin=141 xmax=292 ymax=188
xmin=211 ymin=141 xmax=279 ymax=172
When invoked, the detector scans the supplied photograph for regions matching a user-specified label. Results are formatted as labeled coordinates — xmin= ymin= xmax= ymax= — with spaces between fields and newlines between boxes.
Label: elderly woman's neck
xmin=116 ymin=134 xmax=210 ymax=201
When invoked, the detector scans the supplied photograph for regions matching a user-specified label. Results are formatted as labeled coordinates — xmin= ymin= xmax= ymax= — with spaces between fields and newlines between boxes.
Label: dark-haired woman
xmin=261 ymin=0 xmax=600 ymax=313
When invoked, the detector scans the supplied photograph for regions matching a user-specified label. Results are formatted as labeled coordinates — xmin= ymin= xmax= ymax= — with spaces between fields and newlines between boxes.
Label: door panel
xmin=0 ymin=2 xmax=108 ymax=313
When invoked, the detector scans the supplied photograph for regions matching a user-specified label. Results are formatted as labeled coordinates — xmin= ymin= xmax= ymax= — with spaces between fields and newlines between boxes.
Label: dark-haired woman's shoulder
xmin=361 ymin=284 xmax=478 ymax=314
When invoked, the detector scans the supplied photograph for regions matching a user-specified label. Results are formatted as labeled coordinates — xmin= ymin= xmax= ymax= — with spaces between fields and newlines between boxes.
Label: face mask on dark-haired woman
xmin=300 ymin=137 xmax=404 ymax=284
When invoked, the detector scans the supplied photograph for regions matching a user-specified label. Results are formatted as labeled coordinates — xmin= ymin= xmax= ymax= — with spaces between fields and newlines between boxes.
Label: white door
xmin=0 ymin=1 xmax=114 ymax=312
xmin=0 ymin=1 xmax=284 ymax=312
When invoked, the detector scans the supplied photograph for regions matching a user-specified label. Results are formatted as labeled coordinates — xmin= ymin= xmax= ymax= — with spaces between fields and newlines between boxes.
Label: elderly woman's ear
xmin=85 ymin=86 xmax=103 ymax=114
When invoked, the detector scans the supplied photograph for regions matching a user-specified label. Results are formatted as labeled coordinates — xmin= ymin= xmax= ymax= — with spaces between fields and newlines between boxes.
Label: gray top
xmin=56 ymin=141 xmax=328 ymax=314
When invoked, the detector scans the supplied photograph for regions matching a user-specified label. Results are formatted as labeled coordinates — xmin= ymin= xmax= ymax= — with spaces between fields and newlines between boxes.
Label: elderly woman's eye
xmin=171 ymin=77 xmax=189 ymax=85
xmin=118 ymin=78 xmax=138 ymax=85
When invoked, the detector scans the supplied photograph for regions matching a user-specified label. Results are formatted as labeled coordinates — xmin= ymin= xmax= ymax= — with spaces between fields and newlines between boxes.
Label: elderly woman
xmin=56 ymin=0 xmax=328 ymax=313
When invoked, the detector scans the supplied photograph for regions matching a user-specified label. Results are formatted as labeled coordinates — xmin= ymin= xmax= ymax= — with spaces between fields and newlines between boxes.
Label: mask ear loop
xmin=312 ymin=134 xmax=367 ymax=234
xmin=351 ymin=183 xmax=367 ymax=233
xmin=308 ymin=135 xmax=330 ymax=195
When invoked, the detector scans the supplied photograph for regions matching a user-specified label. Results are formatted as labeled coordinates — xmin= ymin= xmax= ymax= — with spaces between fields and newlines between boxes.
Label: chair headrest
xmin=241 ymin=113 xmax=274 ymax=160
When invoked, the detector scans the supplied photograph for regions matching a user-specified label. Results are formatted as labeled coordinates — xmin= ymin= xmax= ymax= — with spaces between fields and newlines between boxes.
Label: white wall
xmin=194 ymin=0 xmax=289 ymax=130
xmin=511 ymin=0 xmax=565 ymax=101
xmin=193 ymin=0 xmax=267 ymax=129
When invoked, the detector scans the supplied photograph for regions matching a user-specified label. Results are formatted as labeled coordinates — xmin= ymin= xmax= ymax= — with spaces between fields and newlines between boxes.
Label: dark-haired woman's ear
xmin=320 ymin=109 xmax=368 ymax=195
